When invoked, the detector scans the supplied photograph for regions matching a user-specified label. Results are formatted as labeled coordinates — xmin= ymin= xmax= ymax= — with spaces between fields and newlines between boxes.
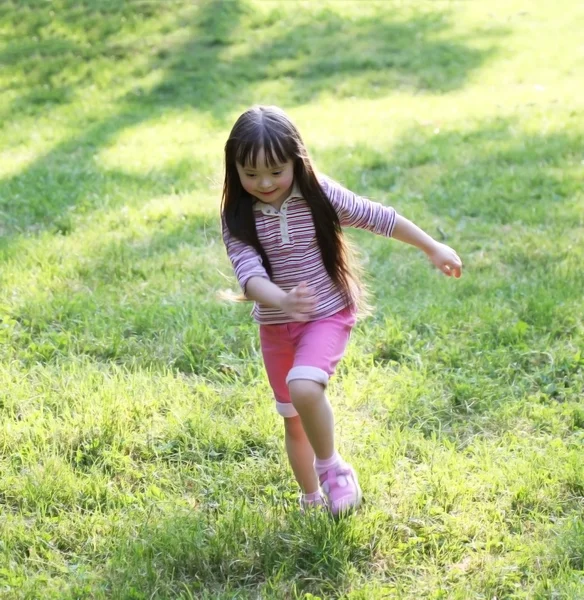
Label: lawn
xmin=0 ymin=0 xmax=583 ymax=598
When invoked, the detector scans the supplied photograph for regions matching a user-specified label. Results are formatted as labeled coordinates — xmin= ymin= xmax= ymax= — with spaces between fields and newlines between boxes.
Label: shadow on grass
xmin=137 ymin=3 xmax=507 ymax=114
xmin=2 ymin=0 xmax=506 ymax=119
xmin=320 ymin=116 xmax=583 ymax=226
xmin=0 ymin=131 xmax=214 ymax=249
xmin=0 ymin=0 xmax=507 ymax=236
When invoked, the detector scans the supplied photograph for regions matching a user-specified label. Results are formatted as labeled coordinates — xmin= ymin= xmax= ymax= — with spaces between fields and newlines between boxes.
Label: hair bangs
xmin=262 ymin=126 xmax=293 ymax=167
xmin=234 ymin=124 xmax=294 ymax=169
xmin=235 ymin=137 xmax=262 ymax=170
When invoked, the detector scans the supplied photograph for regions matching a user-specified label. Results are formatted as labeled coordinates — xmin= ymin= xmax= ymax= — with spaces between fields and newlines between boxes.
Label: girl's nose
xmin=260 ymin=177 xmax=272 ymax=189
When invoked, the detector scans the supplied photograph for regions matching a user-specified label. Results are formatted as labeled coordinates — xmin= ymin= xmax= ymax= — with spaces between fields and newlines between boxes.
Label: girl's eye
xmin=245 ymin=173 xmax=256 ymax=178
xmin=272 ymin=171 xmax=282 ymax=176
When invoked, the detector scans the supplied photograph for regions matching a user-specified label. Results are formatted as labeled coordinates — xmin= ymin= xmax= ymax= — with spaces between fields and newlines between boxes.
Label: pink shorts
xmin=259 ymin=306 xmax=357 ymax=418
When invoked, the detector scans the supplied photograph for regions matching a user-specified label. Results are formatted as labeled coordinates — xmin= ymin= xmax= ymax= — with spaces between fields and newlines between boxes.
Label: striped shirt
xmin=222 ymin=175 xmax=397 ymax=324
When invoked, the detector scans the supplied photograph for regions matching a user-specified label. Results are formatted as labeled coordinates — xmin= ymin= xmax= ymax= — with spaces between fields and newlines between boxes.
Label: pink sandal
xmin=319 ymin=464 xmax=362 ymax=516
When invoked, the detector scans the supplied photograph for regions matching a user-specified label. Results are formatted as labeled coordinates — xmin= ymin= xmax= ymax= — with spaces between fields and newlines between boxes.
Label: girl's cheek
xmin=281 ymin=173 xmax=294 ymax=189
xmin=241 ymin=179 xmax=255 ymax=194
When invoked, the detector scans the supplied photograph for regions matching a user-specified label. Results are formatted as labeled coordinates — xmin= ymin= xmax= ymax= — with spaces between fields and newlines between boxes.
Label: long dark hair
xmin=221 ymin=105 xmax=360 ymax=306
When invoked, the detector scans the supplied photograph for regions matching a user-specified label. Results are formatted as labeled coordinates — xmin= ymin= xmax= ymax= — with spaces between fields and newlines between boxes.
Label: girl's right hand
xmin=279 ymin=282 xmax=317 ymax=321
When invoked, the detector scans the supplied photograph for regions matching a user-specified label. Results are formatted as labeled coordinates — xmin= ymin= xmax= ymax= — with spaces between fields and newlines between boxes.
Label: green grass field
xmin=1 ymin=1 xmax=583 ymax=598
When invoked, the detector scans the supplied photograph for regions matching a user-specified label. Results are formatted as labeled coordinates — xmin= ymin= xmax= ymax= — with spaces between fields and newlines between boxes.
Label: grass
xmin=0 ymin=0 xmax=583 ymax=597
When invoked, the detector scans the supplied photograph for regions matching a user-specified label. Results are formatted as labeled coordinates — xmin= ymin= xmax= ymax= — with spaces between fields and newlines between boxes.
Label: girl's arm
xmin=222 ymin=219 xmax=269 ymax=289
xmin=321 ymin=176 xmax=462 ymax=278
xmin=321 ymin=175 xmax=396 ymax=237
xmin=222 ymin=219 xmax=316 ymax=319
xmin=392 ymin=214 xmax=463 ymax=278
xmin=246 ymin=277 xmax=316 ymax=322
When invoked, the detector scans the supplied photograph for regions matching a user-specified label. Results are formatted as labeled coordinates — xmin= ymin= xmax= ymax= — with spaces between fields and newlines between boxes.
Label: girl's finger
xmin=298 ymin=287 xmax=316 ymax=298
xmin=297 ymin=302 xmax=316 ymax=313
xmin=298 ymin=295 xmax=316 ymax=305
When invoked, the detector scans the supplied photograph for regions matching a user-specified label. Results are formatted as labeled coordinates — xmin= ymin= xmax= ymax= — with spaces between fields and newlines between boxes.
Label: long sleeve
xmin=320 ymin=175 xmax=397 ymax=237
xmin=221 ymin=218 xmax=269 ymax=292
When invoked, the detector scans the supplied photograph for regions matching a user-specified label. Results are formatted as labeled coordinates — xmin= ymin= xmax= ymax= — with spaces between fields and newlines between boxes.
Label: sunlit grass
xmin=0 ymin=0 xmax=583 ymax=598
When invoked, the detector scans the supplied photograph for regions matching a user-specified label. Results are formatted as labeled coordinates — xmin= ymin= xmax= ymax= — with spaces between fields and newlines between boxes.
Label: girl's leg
xmin=286 ymin=307 xmax=355 ymax=459
xmin=283 ymin=415 xmax=319 ymax=494
xmin=259 ymin=325 xmax=320 ymax=498
xmin=287 ymin=380 xmax=334 ymax=460
xmin=289 ymin=378 xmax=362 ymax=516
xmin=286 ymin=308 xmax=362 ymax=515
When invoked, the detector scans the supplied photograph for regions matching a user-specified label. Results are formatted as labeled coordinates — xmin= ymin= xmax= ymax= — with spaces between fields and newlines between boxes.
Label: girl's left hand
xmin=427 ymin=242 xmax=463 ymax=278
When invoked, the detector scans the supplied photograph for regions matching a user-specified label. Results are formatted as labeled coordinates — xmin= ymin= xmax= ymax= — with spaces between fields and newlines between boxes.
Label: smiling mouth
xmin=260 ymin=189 xmax=277 ymax=195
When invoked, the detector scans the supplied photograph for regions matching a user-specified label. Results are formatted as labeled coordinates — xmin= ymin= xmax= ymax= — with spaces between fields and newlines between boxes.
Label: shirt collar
xmin=253 ymin=183 xmax=302 ymax=215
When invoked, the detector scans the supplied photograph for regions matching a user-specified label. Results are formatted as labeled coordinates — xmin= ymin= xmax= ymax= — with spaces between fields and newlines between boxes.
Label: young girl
xmin=221 ymin=105 xmax=462 ymax=516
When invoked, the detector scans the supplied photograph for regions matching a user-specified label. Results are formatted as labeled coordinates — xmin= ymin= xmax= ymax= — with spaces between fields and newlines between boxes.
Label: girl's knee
xmin=284 ymin=415 xmax=304 ymax=436
xmin=288 ymin=379 xmax=324 ymax=406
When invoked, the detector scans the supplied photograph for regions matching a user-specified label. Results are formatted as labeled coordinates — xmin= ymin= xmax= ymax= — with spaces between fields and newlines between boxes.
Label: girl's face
xmin=236 ymin=148 xmax=294 ymax=209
